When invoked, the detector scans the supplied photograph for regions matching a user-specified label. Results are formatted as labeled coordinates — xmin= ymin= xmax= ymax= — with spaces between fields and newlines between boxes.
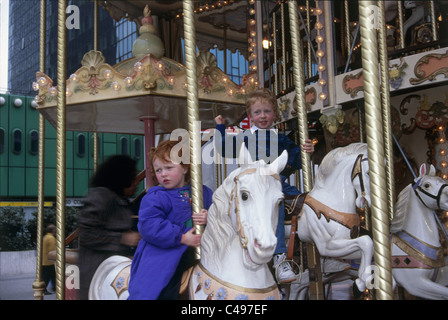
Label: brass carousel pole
xmin=430 ymin=1 xmax=438 ymax=41
xmin=358 ymin=1 xmax=393 ymax=300
xmin=398 ymin=1 xmax=405 ymax=49
xmin=93 ymin=0 xmax=99 ymax=171
xmin=272 ymin=11 xmax=278 ymax=95
xmin=55 ymin=0 xmax=67 ymax=300
xmin=32 ymin=0 xmax=47 ymax=300
xmin=378 ymin=1 xmax=395 ymax=221
xmin=288 ymin=0 xmax=324 ymax=300
xmin=183 ymin=0 xmax=204 ymax=260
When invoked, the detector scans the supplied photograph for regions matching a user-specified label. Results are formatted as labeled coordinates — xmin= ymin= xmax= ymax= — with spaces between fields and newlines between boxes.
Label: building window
xmin=12 ymin=129 xmax=22 ymax=154
xmin=209 ymin=47 xmax=248 ymax=85
xmin=120 ymin=136 xmax=128 ymax=155
xmin=29 ymin=130 xmax=39 ymax=155
xmin=0 ymin=128 xmax=4 ymax=153
xmin=115 ymin=19 xmax=137 ymax=63
xmin=76 ymin=133 xmax=86 ymax=157
xmin=134 ymin=137 xmax=141 ymax=159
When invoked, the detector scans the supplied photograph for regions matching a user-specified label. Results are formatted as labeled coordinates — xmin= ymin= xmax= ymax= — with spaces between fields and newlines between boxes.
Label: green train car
xmin=0 ymin=93 xmax=145 ymax=207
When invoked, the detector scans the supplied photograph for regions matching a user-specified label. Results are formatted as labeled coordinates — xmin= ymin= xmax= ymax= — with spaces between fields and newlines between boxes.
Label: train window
xmin=77 ymin=133 xmax=86 ymax=157
xmin=134 ymin=137 xmax=141 ymax=159
xmin=12 ymin=129 xmax=22 ymax=154
xmin=0 ymin=128 xmax=4 ymax=153
xmin=120 ymin=136 xmax=128 ymax=155
xmin=29 ymin=130 xmax=39 ymax=155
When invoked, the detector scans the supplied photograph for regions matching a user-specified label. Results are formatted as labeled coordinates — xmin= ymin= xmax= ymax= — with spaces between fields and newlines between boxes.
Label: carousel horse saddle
xmin=285 ymin=193 xmax=360 ymax=238
xmin=284 ymin=193 xmax=361 ymax=260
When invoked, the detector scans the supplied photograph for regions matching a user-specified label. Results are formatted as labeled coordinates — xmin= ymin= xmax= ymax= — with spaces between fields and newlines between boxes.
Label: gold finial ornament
xmin=132 ymin=5 xmax=164 ymax=59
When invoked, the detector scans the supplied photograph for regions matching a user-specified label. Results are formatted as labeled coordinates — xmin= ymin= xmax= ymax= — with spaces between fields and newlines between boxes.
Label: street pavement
xmin=0 ymin=273 xmax=56 ymax=300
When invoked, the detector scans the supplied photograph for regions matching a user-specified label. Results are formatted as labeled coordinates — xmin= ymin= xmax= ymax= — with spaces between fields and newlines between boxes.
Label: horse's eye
xmin=241 ymin=192 xmax=249 ymax=201
xmin=424 ymin=183 xmax=430 ymax=189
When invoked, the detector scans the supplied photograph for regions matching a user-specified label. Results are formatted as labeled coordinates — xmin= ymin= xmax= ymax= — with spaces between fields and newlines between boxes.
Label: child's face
xmin=153 ymin=157 xmax=187 ymax=189
xmin=248 ymin=100 xmax=275 ymax=129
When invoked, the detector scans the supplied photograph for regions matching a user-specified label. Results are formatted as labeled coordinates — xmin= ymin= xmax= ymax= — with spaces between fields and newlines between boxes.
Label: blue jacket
xmin=128 ymin=184 xmax=213 ymax=300
xmin=215 ymin=124 xmax=303 ymax=187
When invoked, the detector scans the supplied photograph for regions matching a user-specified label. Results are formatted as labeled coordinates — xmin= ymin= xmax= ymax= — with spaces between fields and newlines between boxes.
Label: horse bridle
xmin=412 ymin=177 xmax=448 ymax=210
xmin=351 ymin=154 xmax=369 ymax=199
xmin=228 ymin=168 xmax=281 ymax=249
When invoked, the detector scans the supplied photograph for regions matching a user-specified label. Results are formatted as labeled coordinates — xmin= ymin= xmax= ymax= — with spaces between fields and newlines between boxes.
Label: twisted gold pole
xmin=272 ymin=11 xmax=278 ymax=95
xmin=344 ymin=0 xmax=350 ymax=61
xmin=93 ymin=0 xmax=99 ymax=171
xmin=430 ymin=1 xmax=438 ymax=41
xmin=33 ymin=0 xmax=47 ymax=300
xmin=378 ymin=1 xmax=395 ymax=220
xmin=281 ymin=2 xmax=286 ymax=91
xmin=398 ymin=1 xmax=405 ymax=49
xmin=55 ymin=0 xmax=67 ymax=300
xmin=183 ymin=0 xmax=204 ymax=260
xmin=288 ymin=0 xmax=323 ymax=300
xmin=306 ymin=0 xmax=312 ymax=78
xmin=358 ymin=1 xmax=393 ymax=300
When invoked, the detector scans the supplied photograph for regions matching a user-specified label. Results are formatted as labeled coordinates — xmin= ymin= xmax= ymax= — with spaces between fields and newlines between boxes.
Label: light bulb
xmin=111 ymin=81 xmax=121 ymax=91
xmin=70 ymin=73 xmax=79 ymax=82
xmin=103 ymin=69 xmax=113 ymax=79
xmin=49 ymin=87 xmax=57 ymax=96
xmin=134 ymin=62 xmax=144 ymax=72
xmin=38 ymin=77 xmax=48 ymax=87
xmin=124 ymin=77 xmax=133 ymax=86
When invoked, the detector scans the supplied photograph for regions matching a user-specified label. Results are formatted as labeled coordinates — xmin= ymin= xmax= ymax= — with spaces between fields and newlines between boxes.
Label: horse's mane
xmin=200 ymin=166 xmax=245 ymax=271
xmin=390 ymin=184 xmax=411 ymax=233
xmin=315 ymin=143 xmax=368 ymax=188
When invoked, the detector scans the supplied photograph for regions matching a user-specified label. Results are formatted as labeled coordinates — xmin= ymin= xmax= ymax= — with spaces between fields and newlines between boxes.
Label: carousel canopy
xmin=35 ymin=3 xmax=259 ymax=135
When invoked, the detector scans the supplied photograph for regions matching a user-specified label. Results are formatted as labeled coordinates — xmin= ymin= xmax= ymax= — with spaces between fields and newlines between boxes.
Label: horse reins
xmin=412 ymin=177 xmax=448 ymax=210
xmin=228 ymin=168 xmax=281 ymax=249
xmin=351 ymin=154 xmax=369 ymax=199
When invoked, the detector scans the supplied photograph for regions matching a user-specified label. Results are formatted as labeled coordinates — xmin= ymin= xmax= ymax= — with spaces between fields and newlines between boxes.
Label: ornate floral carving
xmin=342 ymin=71 xmax=364 ymax=98
xmin=410 ymin=50 xmax=448 ymax=85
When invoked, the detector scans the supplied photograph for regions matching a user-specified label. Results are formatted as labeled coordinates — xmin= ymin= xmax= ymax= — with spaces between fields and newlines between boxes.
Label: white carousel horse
xmin=390 ymin=163 xmax=448 ymax=300
xmin=89 ymin=255 xmax=132 ymax=300
xmin=89 ymin=145 xmax=288 ymax=300
xmin=285 ymin=143 xmax=373 ymax=294
xmin=189 ymin=146 xmax=287 ymax=300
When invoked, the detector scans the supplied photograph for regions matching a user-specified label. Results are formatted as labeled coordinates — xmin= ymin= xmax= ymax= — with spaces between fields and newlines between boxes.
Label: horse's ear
xmin=270 ymin=150 xmax=288 ymax=174
xmin=238 ymin=144 xmax=254 ymax=167
xmin=419 ymin=163 xmax=426 ymax=177
xmin=419 ymin=163 xmax=436 ymax=177
xmin=429 ymin=164 xmax=436 ymax=176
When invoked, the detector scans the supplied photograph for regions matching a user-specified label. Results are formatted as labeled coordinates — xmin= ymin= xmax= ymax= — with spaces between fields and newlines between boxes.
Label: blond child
xmin=215 ymin=88 xmax=314 ymax=283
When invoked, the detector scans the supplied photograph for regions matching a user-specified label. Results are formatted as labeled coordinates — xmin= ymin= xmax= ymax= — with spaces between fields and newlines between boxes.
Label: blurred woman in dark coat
xmin=78 ymin=155 xmax=141 ymax=300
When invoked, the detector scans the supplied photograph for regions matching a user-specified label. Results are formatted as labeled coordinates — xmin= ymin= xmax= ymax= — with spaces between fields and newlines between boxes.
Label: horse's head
xmin=229 ymin=145 xmax=287 ymax=268
xmin=316 ymin=143 xmax=371 ymax=209
xmin=413 ymin=163 xmax=448 ymax=211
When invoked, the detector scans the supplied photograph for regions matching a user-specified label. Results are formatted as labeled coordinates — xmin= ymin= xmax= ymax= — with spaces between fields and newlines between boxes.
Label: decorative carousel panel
xmin=34 ymin=50 xmax=257 ymax=135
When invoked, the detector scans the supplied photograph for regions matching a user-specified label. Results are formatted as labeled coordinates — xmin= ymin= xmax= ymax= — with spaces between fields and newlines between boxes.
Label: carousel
xmin=31 ymin=0 xmax=448 ymax=300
